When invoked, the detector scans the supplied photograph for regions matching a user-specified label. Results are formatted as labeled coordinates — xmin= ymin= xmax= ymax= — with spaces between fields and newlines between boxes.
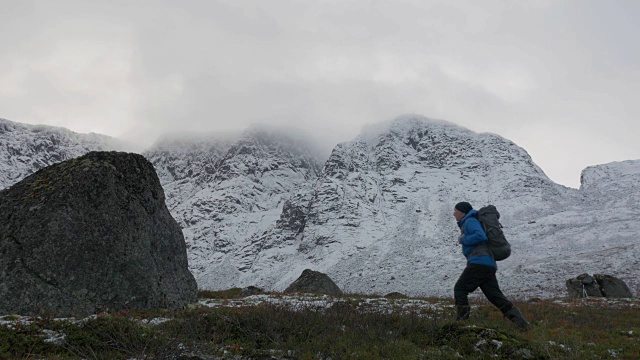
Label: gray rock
xmin=594 ymin=274 xmax=633 ymax=298
xmin=566 ymin=273 xmax=634 ymax=299
xmin=384 ymin=292 xmax=407 ymax=299
xmin=0 ymin=151 xmax=198 ymax=316
xmin=566 ymin=273 xmax=603 ymax=298
xmin=241 ymin=286 xmax=264 ymax=296
xmin=579 ymin=274 xmax=596 ymax=285
xmin=284 ymin=269 xmax=343 ymax=295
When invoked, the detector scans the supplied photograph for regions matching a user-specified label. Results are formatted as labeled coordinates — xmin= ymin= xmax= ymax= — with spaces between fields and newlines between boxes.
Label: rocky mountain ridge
xmin=143 ymin=126 xmax=325 ymax=287
xmin=192 ymin=115 xmax=586 ymax=296
xmin=1 ymin=116 xmax=638 ymax=298
xmin=0 ymin=118 xmax=128 ymax=190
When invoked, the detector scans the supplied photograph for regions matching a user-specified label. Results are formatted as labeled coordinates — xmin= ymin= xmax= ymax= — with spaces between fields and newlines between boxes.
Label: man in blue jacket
xmin=453 ymin=201 xmax=529 ymax=330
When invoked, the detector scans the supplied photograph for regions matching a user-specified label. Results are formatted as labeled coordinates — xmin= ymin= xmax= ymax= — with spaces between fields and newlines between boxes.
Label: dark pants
xmin=454 ymin=264 xmax=513 ymax=320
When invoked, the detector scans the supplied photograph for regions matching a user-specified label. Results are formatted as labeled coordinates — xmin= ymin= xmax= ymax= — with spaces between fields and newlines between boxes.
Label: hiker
xmin=453 ymin=201 xmax=530 ymax=330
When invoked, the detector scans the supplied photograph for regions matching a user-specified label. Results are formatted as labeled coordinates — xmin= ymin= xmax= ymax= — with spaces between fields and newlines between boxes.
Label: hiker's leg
xmin=454 ymin=266 xmax=482 ymax=320
xmin=478 ymin=270 xmax=513 ymax=314
xmin=479 ymin=271 xmax=530 ymax=330
xmin=504 ymin=307 xmax=531 ymax=330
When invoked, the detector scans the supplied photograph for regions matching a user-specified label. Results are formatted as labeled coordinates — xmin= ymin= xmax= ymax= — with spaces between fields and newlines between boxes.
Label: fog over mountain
xmin=2 ymin=115 xmax=638 ymax=298
xmin=4 ymin=1 xmax=640 ymax=190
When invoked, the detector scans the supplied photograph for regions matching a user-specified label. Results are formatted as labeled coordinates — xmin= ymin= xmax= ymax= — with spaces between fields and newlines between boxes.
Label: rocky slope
xmin=143 ymin=126 xmax=325 ymax=289
xmin=143 ymin=132 xmax=241 ymax=210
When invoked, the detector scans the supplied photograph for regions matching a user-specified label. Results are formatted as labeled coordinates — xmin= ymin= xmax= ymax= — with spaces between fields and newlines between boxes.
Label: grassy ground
xmin=0 ymin=290 xmax=638 ymax=359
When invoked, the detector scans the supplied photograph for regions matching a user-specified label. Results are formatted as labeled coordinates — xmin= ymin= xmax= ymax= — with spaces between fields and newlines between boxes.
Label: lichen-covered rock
xmin=0 ymin=151 xmax=197 ymax=316
xmin=284 ymin=269 xmax=343 ymax=295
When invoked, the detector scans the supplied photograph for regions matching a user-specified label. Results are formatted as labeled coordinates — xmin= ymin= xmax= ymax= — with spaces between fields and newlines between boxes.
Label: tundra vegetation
xmin=0 ymin=289 xmax=638 ymax=359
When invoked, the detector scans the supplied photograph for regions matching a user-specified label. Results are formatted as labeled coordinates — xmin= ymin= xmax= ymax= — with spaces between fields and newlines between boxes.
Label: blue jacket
xmin=457 ymin=210 xmax=496 ymax=268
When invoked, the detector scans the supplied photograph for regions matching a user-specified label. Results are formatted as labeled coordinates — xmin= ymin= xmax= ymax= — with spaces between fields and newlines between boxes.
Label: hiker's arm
xmin=460 ymin=219 xmax=487 ymax=246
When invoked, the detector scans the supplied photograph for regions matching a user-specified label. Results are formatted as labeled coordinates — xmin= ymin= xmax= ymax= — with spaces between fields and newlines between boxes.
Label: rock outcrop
xmin=566 ymin=273 xmax=633 ymax=298
xmin=0 ymin=151 xmax=198 ymax=316
xmin=284 ymin=269 xmax=343 ymax=295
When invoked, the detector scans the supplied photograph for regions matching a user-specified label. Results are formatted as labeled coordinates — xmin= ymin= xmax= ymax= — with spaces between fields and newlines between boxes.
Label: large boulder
xmin=0 ymin=151 xmax=198 ymax=316
xmin=284 ymin=269 xmax=343 ymax=295
xmin=566 ymin=273 xmax=633 ymax=299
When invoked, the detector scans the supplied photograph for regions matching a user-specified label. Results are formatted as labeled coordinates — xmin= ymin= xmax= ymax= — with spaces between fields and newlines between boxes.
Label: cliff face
xmin=0 ymin=151 xmax=197 ymax=316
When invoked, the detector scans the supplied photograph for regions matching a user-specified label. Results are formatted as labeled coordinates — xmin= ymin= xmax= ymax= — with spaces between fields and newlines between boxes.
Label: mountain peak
xmin=358 ymin=114 xmax=467 ymax=146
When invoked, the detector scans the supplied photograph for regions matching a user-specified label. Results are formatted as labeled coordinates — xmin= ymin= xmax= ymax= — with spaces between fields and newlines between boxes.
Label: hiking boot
xmin=505 ymin=307 xmax=530 ymax=331
xmin=456 ymin=305 xmax=470 ymax=321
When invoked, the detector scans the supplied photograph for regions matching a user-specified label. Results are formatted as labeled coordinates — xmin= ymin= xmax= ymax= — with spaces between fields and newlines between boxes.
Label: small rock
xmin=241 ymin=286 xmax=264 ymax=296
xmin=384 ymin=292 xmax=407 ymax=299
xmin=284 ymin=269 xmax=343 ymax=295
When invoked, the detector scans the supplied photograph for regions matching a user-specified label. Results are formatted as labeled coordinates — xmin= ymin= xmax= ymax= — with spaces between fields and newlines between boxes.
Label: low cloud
xmin=1 ymin=0 xmax=639 ymax=188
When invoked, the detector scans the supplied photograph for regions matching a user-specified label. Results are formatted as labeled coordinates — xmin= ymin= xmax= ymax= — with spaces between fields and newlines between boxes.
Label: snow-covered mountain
xmin=188 ymin=115 xmax=583 ymax=297
xmin=506 ymin=159 xmax=640 ymax=298
xmin=0 ymin=118 xmax=128 ymax=189
xmin=143 ymin=126 xmax=325 ymax=288
xmin=143 ymin=115 xmax=639 ymax=298
xmin=2 ymin=115 xmax=638 ymax=298
xmin=143 ymin=132 xmax=241 ymax=210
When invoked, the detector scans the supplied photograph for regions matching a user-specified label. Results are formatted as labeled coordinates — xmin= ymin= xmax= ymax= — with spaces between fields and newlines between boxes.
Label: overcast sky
xmin=2 ymin=0 xmax=639 ymax=188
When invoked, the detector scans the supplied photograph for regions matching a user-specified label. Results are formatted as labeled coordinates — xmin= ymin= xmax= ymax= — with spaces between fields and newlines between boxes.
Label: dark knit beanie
xmin=455 ymin=202 xmax=473 ymax=214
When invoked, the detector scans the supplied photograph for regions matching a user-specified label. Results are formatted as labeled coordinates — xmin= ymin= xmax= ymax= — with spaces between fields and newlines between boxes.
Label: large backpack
xmin=477 ymin=205 xmax=511 ymax=261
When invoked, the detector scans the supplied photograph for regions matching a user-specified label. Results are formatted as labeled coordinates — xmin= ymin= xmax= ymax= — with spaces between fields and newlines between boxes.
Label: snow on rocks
xmin=198 ymin=293 xmax=454 ymax=317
